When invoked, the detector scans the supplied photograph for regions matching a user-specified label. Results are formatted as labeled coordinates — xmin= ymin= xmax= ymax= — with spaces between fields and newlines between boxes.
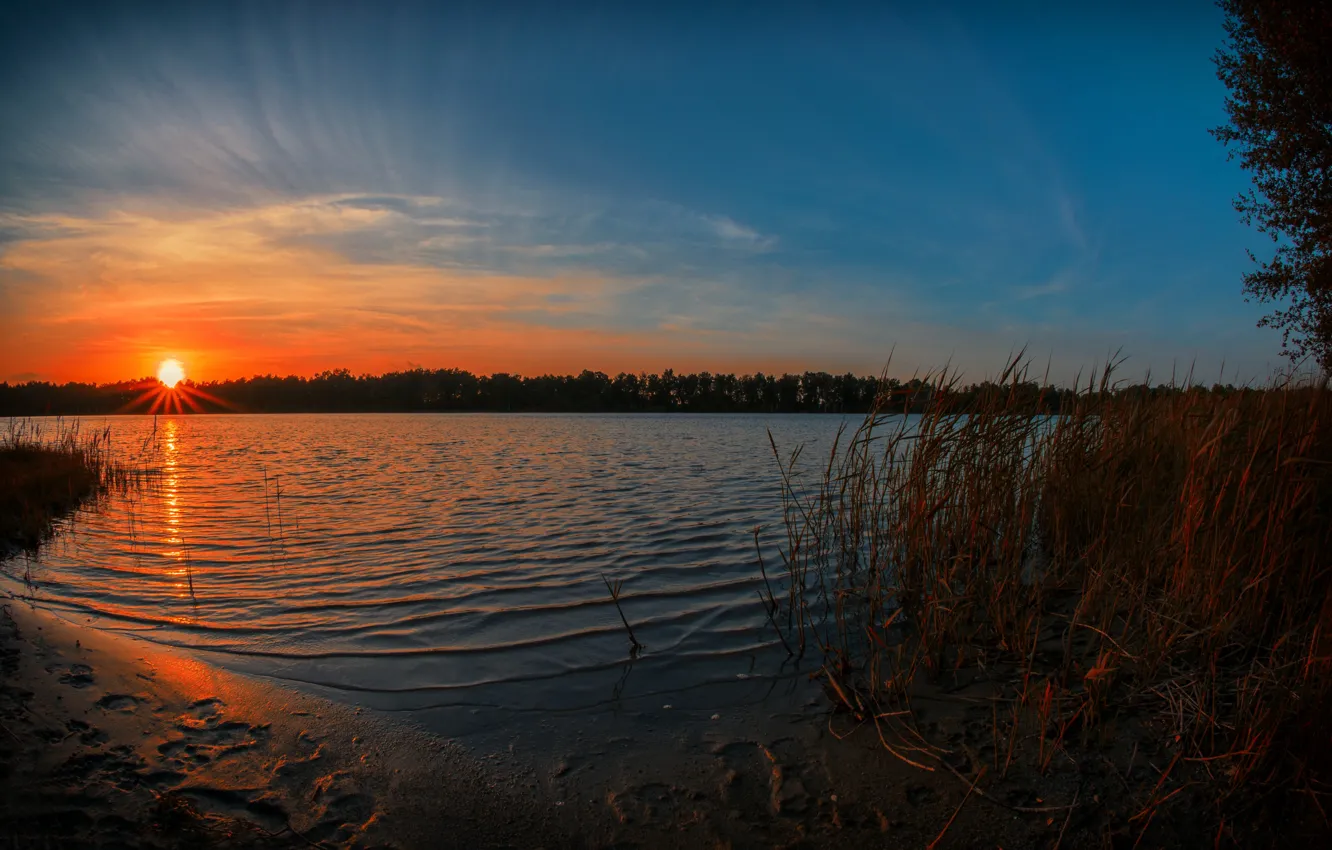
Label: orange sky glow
xmin=0 ymin=196 xmax=1286 ymax=387
xmin=0 ymin=3 xmax=1292 ymax=389
xmin=0 ymin=204 xmax=752 ymax=382
xmin=0 ymin=200 xmax=956 ymax=385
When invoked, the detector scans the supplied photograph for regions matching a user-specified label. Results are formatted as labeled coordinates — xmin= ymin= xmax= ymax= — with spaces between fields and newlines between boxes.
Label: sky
xmin=0 ymin=0 xmax=1286 ymax=385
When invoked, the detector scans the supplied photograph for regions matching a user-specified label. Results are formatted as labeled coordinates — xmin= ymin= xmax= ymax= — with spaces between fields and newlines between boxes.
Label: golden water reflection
xmin=158 ymin=419 xmax=195 ymax=608
xmin=30 ymin=413 xmax=849 ymax=712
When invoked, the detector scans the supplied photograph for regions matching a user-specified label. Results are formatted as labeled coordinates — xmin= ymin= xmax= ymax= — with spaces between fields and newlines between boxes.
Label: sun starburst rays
xmin=116 ymin=378 xmax=235 ymax=414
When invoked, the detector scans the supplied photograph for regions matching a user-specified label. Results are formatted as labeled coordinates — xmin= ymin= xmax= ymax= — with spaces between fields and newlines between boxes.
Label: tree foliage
xmin=1212 ymin=0 xmax=1332 ymax=368
xmin=0 ymin=367 xmax=1085 ymax=416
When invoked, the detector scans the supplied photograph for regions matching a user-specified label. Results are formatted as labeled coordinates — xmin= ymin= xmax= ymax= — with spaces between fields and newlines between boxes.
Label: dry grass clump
xmin=766 ymin=357 xmax=1331 ymax=844
xmin=1 ymin=419 xmax=147 ymax=552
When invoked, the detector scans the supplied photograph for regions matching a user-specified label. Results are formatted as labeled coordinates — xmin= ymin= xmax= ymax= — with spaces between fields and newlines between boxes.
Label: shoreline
xmin=8 ymin=387 xmax=1328 ymax=847
xmin=12 ymin=585 xmax=1307 ymax=848
xmin=0 ymin=595 xmax=1057 ymax=849
xmin=0 ymin=599 xmax=591 ymax=849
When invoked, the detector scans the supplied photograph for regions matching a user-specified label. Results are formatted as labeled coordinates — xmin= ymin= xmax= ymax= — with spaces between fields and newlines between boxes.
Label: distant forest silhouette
xmin=0 ymin=367 xmax=1244 ymax=416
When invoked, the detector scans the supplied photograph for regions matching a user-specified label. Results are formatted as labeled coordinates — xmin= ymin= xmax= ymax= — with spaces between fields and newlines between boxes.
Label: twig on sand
xmin=601 ymin=574 xmax=642 ymax=655
xmin=928 ymin=765 xmax=985 ymax=849
xmin=1054 ymin=785 xmax=1081 ymax=850
xmin=869 ymin=712 xmax=935 ymax=771
xmin=932 ymin=753 xmax=1080 ymax=814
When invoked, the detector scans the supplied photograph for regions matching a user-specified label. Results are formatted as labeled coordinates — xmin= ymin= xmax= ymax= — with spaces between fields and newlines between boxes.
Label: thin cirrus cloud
xmin=0 ymin=194 xmax=795 ymax=381
xmin=0 ymin=1 xmax=1288 ymax=385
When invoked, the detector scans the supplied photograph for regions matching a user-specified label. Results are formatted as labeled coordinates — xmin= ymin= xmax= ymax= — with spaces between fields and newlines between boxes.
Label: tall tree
xmin=1213 ymin=1 xmax=1332 ymax=368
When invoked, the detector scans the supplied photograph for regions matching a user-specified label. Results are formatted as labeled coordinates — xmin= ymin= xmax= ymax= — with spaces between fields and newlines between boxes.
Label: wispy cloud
xmin=702 ymin=215 xmax=778 ymax=251
xmin=0 ymin=194 xmax=805 ymax=380
xmin=1012 ymin=280 xmax=1068 ymax=300
xmin=0 ymin=2 xmax=1283 ymax=382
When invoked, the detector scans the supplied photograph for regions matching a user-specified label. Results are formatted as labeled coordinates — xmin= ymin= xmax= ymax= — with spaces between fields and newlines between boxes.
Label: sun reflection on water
xmin=158 ymin=419 xmax=196 ymax=611
xmin=17 ymin=413 xmax=850 ymax=712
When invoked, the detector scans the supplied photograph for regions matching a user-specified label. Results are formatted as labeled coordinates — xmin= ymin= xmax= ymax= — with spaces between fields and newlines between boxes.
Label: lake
xmin=6 ymin=413 xmax=854 ymax=745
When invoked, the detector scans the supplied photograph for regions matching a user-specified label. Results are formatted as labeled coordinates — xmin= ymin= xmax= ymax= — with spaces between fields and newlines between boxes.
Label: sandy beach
xmin=0 ymin=594 xmax=1060 ymax=849
xmin=0 ymin=599 xmax=591 ymax=849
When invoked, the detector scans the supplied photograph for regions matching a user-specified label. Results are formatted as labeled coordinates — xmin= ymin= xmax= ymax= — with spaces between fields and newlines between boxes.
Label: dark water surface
xmin=7 ymin=413 xmax=853 ymax=746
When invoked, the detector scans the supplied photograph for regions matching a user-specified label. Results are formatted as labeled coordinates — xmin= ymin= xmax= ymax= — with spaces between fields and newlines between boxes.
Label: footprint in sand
xmin=142 ymin=768 xmax=187 ymax=790
xmin=272 ymin=745 xmax=325 ymax=777
xmin=157 ymin=739 xmax=215 ymax=767
xmin=176 ymin=697 xmax=224 ymax=729
xmin=95 ymin=693 xmax=144 ymax=713
xmin=48 ymin=662 xmax=94 ymax=688
xmin=709 ymin=740 xmax=808 ymax=819
xmin=305 ymin=770 xmax=379 ymax=844
xmin=159 ymin=697 xmax=271 ymax=767
xmin=171 ymin=786 xmax=291 ymax=833
xmin=58 ymin=744 xmax=147 ymax=791
xmin=66 ymin=718 xmax=108 ymax=745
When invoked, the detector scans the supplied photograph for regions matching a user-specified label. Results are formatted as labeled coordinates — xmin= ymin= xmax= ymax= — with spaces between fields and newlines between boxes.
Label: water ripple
xmin=7 ymin=413 xmax=850 ymax=713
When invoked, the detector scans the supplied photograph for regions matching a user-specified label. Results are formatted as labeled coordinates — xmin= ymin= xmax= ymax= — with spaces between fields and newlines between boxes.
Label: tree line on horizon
xmin=0 ymin=367 xmax=1260 ymax=417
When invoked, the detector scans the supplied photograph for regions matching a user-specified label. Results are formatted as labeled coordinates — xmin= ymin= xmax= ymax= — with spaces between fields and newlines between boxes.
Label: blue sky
xmin=0 ymin=0 xmax=1282 ymax=384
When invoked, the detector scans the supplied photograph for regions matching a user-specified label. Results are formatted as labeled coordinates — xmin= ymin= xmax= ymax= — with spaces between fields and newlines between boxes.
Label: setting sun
xmin=157 ymin=359 xmax=185 ymax=388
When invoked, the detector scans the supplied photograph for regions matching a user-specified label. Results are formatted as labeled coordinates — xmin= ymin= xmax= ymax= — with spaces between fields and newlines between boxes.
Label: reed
xmin=767 ymin=356 xmax=1332 ymax=843
xmin=602 ymin=574 xmax=643 ymax=656
xmin=2 ymin=418 xmax=152 ymax=552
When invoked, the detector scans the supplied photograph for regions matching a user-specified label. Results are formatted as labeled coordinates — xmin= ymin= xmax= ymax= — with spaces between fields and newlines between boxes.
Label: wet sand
xmin=0 ymin=600 xmax=589 ymax=848
xmin=2 ymin=597 xmax=1139 ymax=849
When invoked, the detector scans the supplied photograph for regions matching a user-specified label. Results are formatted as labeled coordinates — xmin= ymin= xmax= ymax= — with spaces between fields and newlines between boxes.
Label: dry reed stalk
xmin=2 ymin=418 xmax=156 ymax=550
xmin=765 ymin=354 xmax=1331 ymax=841
xmin=602 ymin=574 xmax=642 ymax=655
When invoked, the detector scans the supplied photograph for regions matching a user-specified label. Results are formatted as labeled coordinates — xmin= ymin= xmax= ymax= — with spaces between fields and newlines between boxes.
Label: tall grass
xmin=767 ymin=357 xmax=1331 ymax=841
xmin=1 ymin=418 xmax=152 ymax=553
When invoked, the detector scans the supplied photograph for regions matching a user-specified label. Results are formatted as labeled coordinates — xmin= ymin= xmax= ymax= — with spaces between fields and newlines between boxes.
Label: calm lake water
xmin=7 ymin=414 xmax=855 ymax=740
